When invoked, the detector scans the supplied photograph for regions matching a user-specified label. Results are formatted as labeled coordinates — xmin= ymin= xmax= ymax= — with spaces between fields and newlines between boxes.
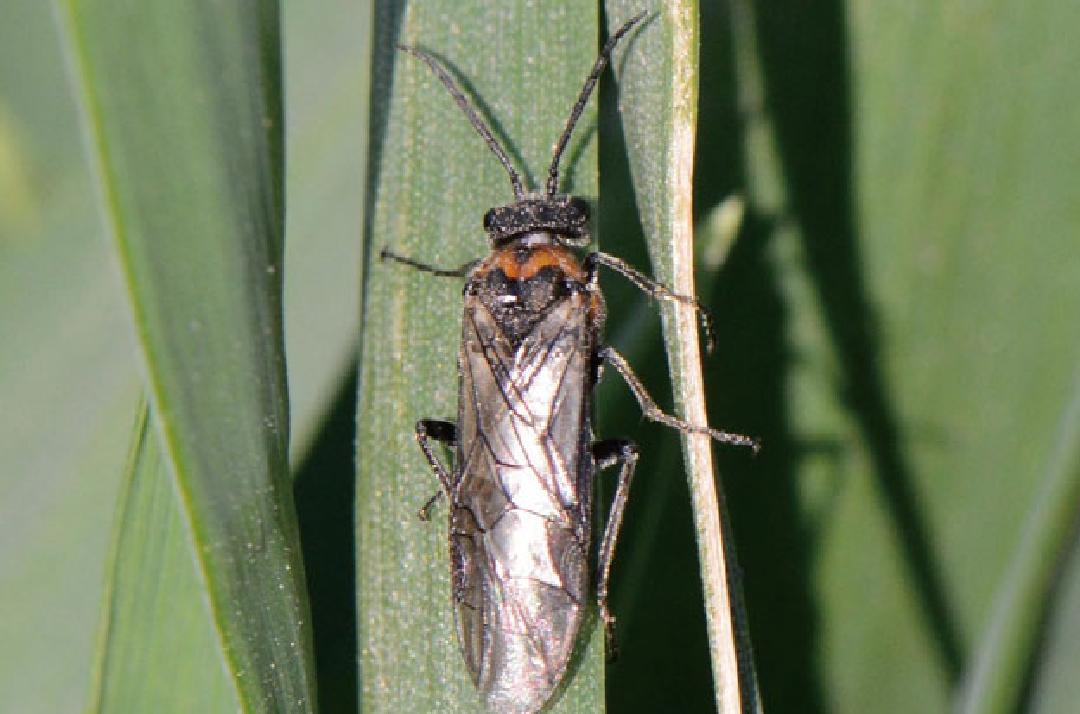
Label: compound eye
xmin=569 ymin=197 xmax=590 ymax=221
xmin=482 ymin=208 xmax=497 ymax=231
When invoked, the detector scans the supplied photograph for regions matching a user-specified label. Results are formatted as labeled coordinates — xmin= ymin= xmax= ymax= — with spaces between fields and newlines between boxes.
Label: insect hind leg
xmin=593 ymin=438 xmax=639 ymax=661
xmin=598 ymin=346 xmax=761 ymax=453
xmin=415 ymin=419 xmax=457 ymax=520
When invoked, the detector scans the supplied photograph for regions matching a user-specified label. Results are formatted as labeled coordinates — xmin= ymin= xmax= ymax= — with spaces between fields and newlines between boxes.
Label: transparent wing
xmin=452 ymin=290 xmax=594 ymax=707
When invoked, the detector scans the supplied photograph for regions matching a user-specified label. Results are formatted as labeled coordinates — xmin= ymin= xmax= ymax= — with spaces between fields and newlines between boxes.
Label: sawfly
xmin=383 ymin=13 xmax=758 ymax=712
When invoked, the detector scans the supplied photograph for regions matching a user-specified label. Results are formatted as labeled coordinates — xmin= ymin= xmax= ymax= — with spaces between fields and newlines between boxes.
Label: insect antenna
xmin=545 ymin=12 xmax=646 ymax=197
xmin=397 ymin=44 xmax=526 ymax=200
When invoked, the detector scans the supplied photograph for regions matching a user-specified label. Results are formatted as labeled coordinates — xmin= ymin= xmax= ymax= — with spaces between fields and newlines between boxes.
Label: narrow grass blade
xmin=604 ymin=2 xmax=758 ymax=712
xmin=57 ymin=1 xmax=317 ymax=710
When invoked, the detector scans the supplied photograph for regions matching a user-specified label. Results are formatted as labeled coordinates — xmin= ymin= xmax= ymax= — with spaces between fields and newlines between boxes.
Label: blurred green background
xmin=3 ymin=0 xmax=1079 ymax=712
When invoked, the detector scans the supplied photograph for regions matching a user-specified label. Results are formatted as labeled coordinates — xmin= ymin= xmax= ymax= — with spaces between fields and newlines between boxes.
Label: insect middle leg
xmin=599 ymin=346 xmax=761 ymax=452
xmin=593 ymin=438 xmax=639 ymax=661
xmin=586 ymin=251 xmax=717 ymax=352
xmin=414 ymin=419 xmax=456 ymax=520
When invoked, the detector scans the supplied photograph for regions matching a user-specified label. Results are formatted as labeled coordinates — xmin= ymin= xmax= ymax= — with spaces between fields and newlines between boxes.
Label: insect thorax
xmin=467 ymin=238 xmax=592 ymax=347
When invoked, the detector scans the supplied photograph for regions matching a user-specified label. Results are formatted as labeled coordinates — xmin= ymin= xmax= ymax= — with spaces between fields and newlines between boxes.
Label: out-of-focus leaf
xmin=0 ymin=4 xmax=139 ymax=711
xmin=716 ymin=1 xmax=1080 ymax=712
xmin=282 ymin=1 xmax=368 ymax=457
xmin=282 ymin=4 xmax=372 ymax=711
xmin=958 ymin=362 xmax=1080 ymax=713
xmin=88 ymin=406 xmax=238 ymax=712
xmin=1032 ymin=465 xmax=1080 ymax=713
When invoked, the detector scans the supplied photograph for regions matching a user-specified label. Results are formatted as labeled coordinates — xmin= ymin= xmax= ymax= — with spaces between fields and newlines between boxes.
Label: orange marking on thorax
xmin=489 ymin=245 xmax=586 ymax=281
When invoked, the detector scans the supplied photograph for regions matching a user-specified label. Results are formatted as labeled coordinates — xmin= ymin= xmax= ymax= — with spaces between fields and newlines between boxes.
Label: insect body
xmin=385 ymin=14 xmax=758 ymax=713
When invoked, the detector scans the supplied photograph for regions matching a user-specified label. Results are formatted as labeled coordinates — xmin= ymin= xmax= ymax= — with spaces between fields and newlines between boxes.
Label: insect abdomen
xmin=455 ymin=510 xmax=587 ymax=712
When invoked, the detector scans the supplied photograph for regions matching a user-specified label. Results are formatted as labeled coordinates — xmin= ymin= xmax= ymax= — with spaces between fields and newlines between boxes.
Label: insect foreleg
xmin=598 ymin=346 xmax=761 ymax=452
xmin=586 ymin=251 xmax=717 ymax=352
xmin=381 ymin=248 xmax=477 ymax=278
xmin=592 ymin=438 xmax=639 ymax=661
xmin=415 ymin=419 xmax=457 ymax=520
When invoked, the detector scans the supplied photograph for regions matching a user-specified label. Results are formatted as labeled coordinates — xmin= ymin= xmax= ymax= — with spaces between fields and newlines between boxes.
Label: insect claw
xmin=602 ymin=609 xmax=620 ymax=663
xmin=699 ymin=309 xmax=718 ymax=354
xmin=418 ymin=490 xmax=443 ymax=521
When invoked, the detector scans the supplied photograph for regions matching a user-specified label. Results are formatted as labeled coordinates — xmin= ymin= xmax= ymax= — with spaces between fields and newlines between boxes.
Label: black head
xmin=399 ymin=13 xmax=644 ymax=248
xmin=483 ymin=196 xmax=590 ymax=247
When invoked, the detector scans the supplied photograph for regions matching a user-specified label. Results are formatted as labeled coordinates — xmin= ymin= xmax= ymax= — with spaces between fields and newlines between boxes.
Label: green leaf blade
xmin=58 ymin=1 xmax=316 ymax=710
xmin=605 ymin=2 xmax=758 ymax=712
